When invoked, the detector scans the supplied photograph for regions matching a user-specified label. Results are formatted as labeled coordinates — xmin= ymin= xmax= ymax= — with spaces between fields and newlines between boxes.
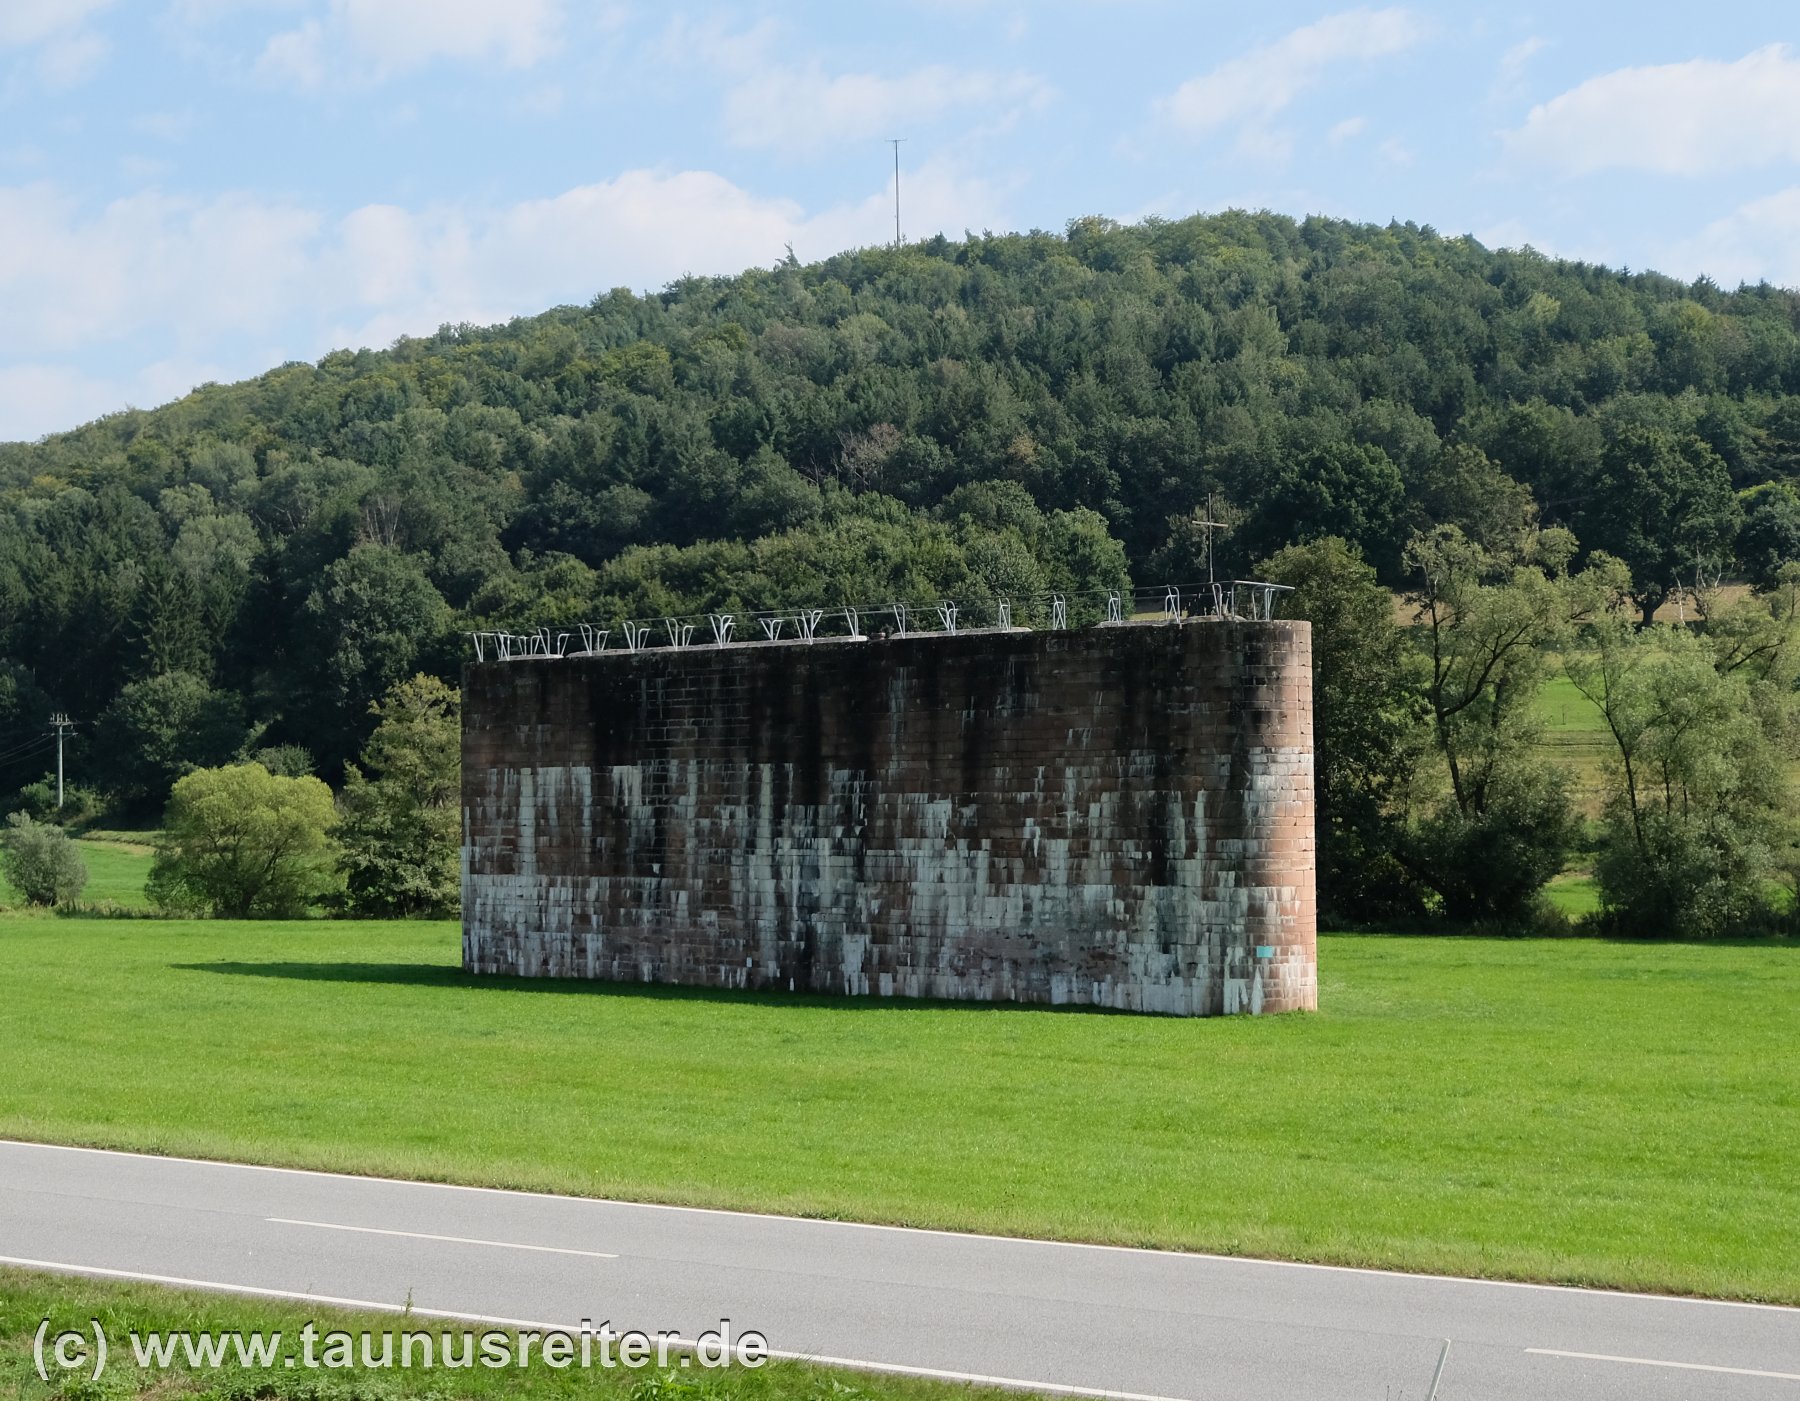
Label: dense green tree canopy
xmin=6 ymin=210 xmax=1800 ymax=814
xmin=92 ymin=670 xmax=249 ymax=813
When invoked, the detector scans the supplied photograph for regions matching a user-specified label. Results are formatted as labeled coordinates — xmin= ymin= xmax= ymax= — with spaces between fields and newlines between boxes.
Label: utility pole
xmin=889 ymin=138 xmax=905 ymax=248
xmin=1196 ymin=494 xmax=1230 ymax=586
xmin=49 ymin=714 xmax=71 ymax=810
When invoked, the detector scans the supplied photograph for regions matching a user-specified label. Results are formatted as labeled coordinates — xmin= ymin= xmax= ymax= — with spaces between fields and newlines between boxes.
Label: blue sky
xmin=3 ymin=0 xmax=1798 ymax=440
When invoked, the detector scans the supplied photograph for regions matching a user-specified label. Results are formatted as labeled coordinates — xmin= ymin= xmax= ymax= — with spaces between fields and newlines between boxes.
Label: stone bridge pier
xmin=462 ymin=619 xmax=1316 ymax=1016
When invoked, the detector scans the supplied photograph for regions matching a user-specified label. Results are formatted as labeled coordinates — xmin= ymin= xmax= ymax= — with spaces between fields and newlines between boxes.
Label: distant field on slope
xmin=0 ymin=915 xmax=1794 ymax=1304
xmin=1530 ymin=672 xmax=1614 ymax=817
xmin=1529 ymin=663 xmax=1800 ymax=820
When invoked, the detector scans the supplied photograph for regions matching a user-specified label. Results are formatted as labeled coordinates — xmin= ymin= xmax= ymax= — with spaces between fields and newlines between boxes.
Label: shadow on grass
xmin=1322 ymin=927 xmax=1800 ymax=949
xmin=169 ymin=960 xmax=1149 ymax=1017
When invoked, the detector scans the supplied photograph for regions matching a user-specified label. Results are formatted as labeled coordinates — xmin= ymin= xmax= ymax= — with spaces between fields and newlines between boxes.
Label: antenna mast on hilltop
xmin=889 ymin=137 xmax=906 ymax=248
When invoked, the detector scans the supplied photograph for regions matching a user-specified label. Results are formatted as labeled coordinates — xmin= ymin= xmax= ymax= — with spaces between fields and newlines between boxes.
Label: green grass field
xmin=0 ymin=1267 xmax=979 ymax=1401
xmin=1542 ymin=872 xmax=1601 ymax=917
xmin=1 ymin=913 xmax=1795 ymax=1304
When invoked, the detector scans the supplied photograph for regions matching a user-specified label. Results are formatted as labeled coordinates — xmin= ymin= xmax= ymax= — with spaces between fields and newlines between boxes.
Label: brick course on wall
xmin=462 ymin=619 xmax=1316 ymax=1015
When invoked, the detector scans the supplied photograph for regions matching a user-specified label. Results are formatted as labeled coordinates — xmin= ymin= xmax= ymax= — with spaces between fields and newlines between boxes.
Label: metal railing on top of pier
xmin=469 ymin=579 xmax=1294 ymax=663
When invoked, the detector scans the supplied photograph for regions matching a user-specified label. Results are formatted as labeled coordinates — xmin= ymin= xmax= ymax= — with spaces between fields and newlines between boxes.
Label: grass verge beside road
xmin=1 ymin=916 xmax=1795 ymax=1303
xmin=0 ymin=1266 xmax=982 ymax=1401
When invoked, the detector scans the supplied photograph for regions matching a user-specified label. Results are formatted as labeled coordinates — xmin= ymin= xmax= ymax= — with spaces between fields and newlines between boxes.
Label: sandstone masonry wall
xmin=462 ymin=619 xmax=1316 ymax=1015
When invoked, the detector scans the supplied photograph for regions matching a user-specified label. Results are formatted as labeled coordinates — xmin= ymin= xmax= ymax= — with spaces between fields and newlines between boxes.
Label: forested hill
xmin=7 ymin=209 xmax=1800 ymax=807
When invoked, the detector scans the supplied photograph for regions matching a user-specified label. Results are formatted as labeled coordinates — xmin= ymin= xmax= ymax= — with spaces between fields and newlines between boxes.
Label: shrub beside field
xmin=0 ymin=835 xmax=151 ymax=910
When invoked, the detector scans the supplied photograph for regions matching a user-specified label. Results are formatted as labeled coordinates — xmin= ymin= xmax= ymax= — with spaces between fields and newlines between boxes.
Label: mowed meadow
xmin=2 ymin=853 xmax=1796 ymax=1304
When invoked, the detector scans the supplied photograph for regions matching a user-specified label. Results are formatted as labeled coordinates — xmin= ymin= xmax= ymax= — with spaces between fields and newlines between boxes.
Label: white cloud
xmin=659 ymin=14 xmax=775 ymax=73
xmin=0 ymin=360 xmax=229 ymax=443
xmin=1469 ymin=219 xmax=1615 ymax=270
xmin=1490 ymin=35 xmax=1546 ymax=103
xmin=256 ymin=0 xmax=562 ymax=88
xmin=0 ymin=162 xmax=1013 ymax=439
xmin=1506 ymin=45 xmax=1800 ymax=176
xmin=321 ymin=161 xmax=1013 ymax=346
xmin=0 ymin=0 xmax=113 ymax=48
xmin=1328 ymin=115 xmax=1367 ymax=145
xmin=133 ymin=111 xmax=199 ymax=142
xmin=667 ymin=17 xmax=1050 ymax=155
xmin=165 ymin=0 xmax=311 ymax=25
xmin=36 ymin=29 xmax=109 ymax=87
xmin=119 ymin=155 xmax=174 ymax=182
xmin=254 ymin=18 xmax=325 ymax=86
xmin=1 ymin=0 xmax=113 ymax=89
xmin=338 ymin=0 xmax=559 ymax=71
xmin=1658 ymin=187 xmax=1800 ymax=291
xmin=1473 ymin=218 xmax=1535 ymax=251
xmin=1499 ymin=36 xmax=1546 ymax=79
xmin=0 ymin=184 xmax=322 ymax=356
xmin=1160 ymin=7 xmax=1423 ymax=156
xmin=723 ymin=63 xmax=1051 ymax=154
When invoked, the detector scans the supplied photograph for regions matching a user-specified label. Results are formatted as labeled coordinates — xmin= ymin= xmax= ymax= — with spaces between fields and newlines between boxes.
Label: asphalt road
xmin=0 ymin=1140 xmax=1794 ymax=1400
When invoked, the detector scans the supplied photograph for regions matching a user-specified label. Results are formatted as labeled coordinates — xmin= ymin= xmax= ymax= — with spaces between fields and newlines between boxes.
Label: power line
xmin=0 ymin=758 xmax=52 ymax=783
xmin=0 ymin=732 xmax=54 ymax=765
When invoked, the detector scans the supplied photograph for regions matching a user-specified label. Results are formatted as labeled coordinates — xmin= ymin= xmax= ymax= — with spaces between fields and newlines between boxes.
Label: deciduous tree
xmin=1578 ymin=428 xmax=1740 ymax=625
xmin=92 ymin=671 xmax=249 ymax=814
xmin=337 ymin=675 xmax=460 ymax=918
xmin=1570 ymin=620 xmax=1794 ymax=937
xmin=1257 ymin=537 xmax=1426 ymax=921
xmin=148 ymin=764 xmax=338 ymax=918
xmin=1400 ymin=526 xmax=1622 ymax=921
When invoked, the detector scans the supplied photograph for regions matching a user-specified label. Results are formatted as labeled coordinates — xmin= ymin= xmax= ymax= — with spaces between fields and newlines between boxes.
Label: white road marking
xmin=0 ymin=1255 xmax=1192 ymax=1401
xmin=0 ymin=1254 xmax=556 ymax=1328
xmin=265 ymin=1218 xmax=618 ymax=1259
xmin=6 ymin=1140 xmax=1793 ymax=1315
xmin=1424 ymin=1339 xmax=1450 ymax=1400
xmin=1527 ymin=1347 xmax=1800 ymax=1381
